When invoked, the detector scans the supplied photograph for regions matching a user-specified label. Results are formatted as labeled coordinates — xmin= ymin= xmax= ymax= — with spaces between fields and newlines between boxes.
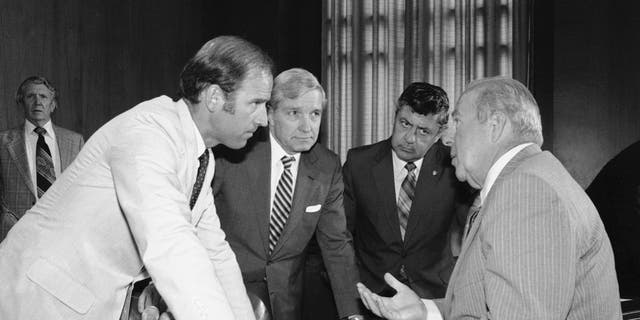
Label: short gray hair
xmin=268 ymin=68 xmax=326 ymax=110
xmin=16 ymin=76 xmax=58 ymax=108
xmin=465 ymin=77 xmax=543 ymax=146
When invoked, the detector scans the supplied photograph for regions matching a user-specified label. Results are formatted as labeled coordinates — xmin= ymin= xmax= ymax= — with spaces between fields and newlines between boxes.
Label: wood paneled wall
xmin=0 ymin=0 xmax=322 ymax=138
xmin=553 ymin=0 xmax=640 ymax=187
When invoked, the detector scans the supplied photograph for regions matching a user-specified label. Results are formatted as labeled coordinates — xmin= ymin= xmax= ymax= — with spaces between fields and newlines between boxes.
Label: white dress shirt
xmin=391 ymin=150 xmax=424 ymax=202
xmin=421 ymin=142 xmax=534 ymax=320
xmin=24 ymin=120 xmax=61 ymax=195
xmin=269 ymin=132 xmax=301 ymax=215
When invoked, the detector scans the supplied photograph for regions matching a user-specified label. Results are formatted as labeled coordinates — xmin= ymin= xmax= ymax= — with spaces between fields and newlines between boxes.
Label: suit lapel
xmin=451 ymin=144 xmax=542 ymax=290
xmin=271 ymin=149 xmax=319 ymax=256
xmin=53 ymin=125 xmax=73 ymax=169
xmin=403 ymin=146 xmax=443 ymax=243
xmin=6 ymin=129 xmax=36 ymax=196
xmin=246 ymin=140 xmax=272 ymax=256
xmin=371 ymin=140 xmax=403 ymax=243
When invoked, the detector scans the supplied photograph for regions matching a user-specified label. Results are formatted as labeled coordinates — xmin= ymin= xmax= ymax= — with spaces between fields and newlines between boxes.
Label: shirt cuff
xmin=422 ymin=299 xmax=443 ymax=320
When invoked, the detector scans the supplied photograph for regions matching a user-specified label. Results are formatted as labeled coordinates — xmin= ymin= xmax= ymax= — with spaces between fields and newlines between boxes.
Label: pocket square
xmin=305 ymin=204 xmax=322 ymax=213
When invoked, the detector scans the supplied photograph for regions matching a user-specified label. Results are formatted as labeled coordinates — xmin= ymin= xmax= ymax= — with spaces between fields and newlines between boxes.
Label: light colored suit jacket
xmin=0 ymin=124 xmax=84 ymax=239
xmin=435 ymin=145 xmax=621 ymax=319
xmin=213 ymin=131 xmax=360 ymax=320
xmin=0 ymin=96 xmax=254 ymax=320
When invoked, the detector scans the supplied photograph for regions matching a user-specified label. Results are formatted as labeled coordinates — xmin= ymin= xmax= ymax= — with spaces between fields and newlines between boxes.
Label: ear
xmin=488 ymin=111 xmax=507 ymax=143
xmin=202 ymin=84 xmax=226 ymax=113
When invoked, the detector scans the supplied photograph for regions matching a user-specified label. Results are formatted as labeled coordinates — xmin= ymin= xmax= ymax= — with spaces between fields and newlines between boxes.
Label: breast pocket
xmin=27 ymin=258 xmax=95 ymax=318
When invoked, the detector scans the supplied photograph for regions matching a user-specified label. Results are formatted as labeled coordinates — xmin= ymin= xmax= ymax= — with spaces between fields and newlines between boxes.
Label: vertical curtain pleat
xmin=323 ymin=0 xmax=530 ymax=161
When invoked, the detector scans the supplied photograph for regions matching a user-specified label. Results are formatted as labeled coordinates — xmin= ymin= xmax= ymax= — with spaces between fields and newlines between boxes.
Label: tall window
xmin=322 ymin=0 xmax=530 ymax=160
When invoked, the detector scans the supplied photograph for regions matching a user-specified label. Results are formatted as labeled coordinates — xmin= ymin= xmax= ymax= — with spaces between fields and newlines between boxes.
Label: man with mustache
xmin=357 ymin=77 xmax=621 ymax=319
xmin=212 ymin=68 xmax=362 ymax=320
xmin=0 ymin=76 xmax=84 ymax=240
xmin=0 ymin=35 xmax=272 ymax=320
xmin=343 ymin=82 xmax=471 ymax=319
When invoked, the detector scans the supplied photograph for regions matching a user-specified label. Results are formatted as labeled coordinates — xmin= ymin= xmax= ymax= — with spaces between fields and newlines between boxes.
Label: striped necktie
xmin=397 ymin=162 xmax=416 ymax=240
xmin=268 ymin=156 xmax=295 ymax=254
xmin=189 ymin=150 xmax=209 ymax=210
xmin=34 ymin=127 xmax=55 ymax=198
xmin=464 ymin=195 xmax=482 ymax=240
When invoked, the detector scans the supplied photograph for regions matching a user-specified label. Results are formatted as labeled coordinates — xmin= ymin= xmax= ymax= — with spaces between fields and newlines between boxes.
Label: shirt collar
xmin=391 ymin=148 xmax=424 ymax=174
xmin=177 ymin=98 xmax=206 ymax=157
xmin=25 ymin=120 xmax=55 ymax=139
xmin=480 ymin=142 xmax=533 ymax=204
xmin=269 ymin=132 xmax=300 ymax=164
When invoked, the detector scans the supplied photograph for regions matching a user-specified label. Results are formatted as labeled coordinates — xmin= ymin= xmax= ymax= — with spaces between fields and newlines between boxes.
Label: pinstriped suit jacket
xmin=435 ymin=145 xmax=621 ymax=319
xmin=0 ymin=125 xmax=84 ymax=240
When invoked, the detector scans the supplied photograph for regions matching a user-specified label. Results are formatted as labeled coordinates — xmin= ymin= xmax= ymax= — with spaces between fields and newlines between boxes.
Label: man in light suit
xmin=358 ymin=77 xmax=621 ymax=319
xmin=0 ymin=76 xmax=84 ymax=240
xmin=342 ymin=83 xmax=471 ymax=312
xmin=213 ymin=68 xmax=362 ymax=320
xmin=0 ymin=35 xmax=272 ymax=320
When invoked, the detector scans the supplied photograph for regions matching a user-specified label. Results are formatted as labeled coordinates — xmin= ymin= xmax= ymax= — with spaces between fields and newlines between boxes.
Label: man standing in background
xmin=0 ymin=76 xmax=84 ymax=240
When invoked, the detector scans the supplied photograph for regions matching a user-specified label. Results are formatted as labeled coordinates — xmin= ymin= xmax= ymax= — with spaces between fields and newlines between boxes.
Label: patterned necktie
xmin=189 ymin=150 xmax=209 ymax=210
xmin=464 ymin=195 xmax=482 ymax=240
xmin=34 ymin=127 xmax=55 ymax=198
xmin=268 ymin=156 xmax=295 ymax=254
xmin=397 ymin=162 xmax=417 ymax=240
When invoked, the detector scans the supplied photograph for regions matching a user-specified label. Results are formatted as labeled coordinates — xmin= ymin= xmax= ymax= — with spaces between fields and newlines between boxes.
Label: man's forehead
xmin=25 ymin=83 xmax=52 ymax=93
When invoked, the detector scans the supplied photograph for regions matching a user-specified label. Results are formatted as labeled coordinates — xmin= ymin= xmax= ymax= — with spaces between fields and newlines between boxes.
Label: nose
xmin=441 ymin=124 xmax=455 ymax=147
xmin=403 ymin=128 xmax=416 ymax=144
xmin=299 ymin=115 xmax=312 ymax=132
xmin=255 ymin=104 xmax=268 ymax=127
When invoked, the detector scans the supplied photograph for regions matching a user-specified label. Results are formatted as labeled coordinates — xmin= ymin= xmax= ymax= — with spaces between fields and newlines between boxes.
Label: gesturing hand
xmin=357 ymin=273 xmax=427 ymax=320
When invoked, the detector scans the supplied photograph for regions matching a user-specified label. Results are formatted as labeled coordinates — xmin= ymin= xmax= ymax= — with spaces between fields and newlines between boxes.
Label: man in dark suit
xmin=213 ymin=68 xmax=362 ymax=320
xmin=587 ymin=139 xmax=640 ymax=298
xmin=0 ymin=76 xmax=84 ymax=240
xmin=343 ymin=82 xmax=470 ymax=308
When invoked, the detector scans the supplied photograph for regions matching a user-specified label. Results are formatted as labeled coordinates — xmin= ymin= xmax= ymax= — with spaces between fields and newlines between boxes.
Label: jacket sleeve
xmin=109 ymin=117 xmax=245 ymax=320
xmin=316 ymin=155 xmax=361 ymax=318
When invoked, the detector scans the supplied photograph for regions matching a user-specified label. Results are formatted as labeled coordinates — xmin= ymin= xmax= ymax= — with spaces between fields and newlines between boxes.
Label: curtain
xmin=322 ymin=0 xmax=532 ymax=160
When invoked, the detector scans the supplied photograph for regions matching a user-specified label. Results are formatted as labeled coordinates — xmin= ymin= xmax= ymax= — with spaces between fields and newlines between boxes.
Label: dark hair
xmin=15 ymin=76 xmax=58 ymax=107
xmin=178 ymin=35 xmax=274 ymax=104
xmin=397 ymin=82 xmax=449 ymax=128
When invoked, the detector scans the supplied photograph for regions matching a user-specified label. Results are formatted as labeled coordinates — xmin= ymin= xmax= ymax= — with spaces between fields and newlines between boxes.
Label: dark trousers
xmin=301 ymin=250 xmax=340 ymax=320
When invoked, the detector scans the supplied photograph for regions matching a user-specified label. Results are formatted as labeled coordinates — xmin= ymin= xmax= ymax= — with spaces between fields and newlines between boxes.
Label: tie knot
xmin=34 ymin=127 xmax=47 ymax=136
xmin=281 ymin=156 xmax=295 ymax=170
xmin=405 ymin=162 xmax=416 ymax=172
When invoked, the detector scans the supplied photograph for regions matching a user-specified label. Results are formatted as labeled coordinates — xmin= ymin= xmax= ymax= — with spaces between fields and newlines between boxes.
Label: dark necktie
xmin=189 ymin=150 xmax=209 ymax=210
xmin=397 ymin=162 xmax=417 ymax=240
xmin=34 ymin=127 xmax=55 ymax=198
xmin=464 ymin=195 xmax=482 ymax=240
xmin=268 ymin=156 xmax=295 ymax=254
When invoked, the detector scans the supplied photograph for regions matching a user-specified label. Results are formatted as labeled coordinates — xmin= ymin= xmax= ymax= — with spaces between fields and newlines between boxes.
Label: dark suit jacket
xmin=587 ymin=140 xmax=640 ymax=298
xmin=0 ymin=124 xmax=84 ymax=240
xmin=212 ymin=130 xmax=360 ymax=320
xmin=343 ymin=139 xmax=470 ymax=299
